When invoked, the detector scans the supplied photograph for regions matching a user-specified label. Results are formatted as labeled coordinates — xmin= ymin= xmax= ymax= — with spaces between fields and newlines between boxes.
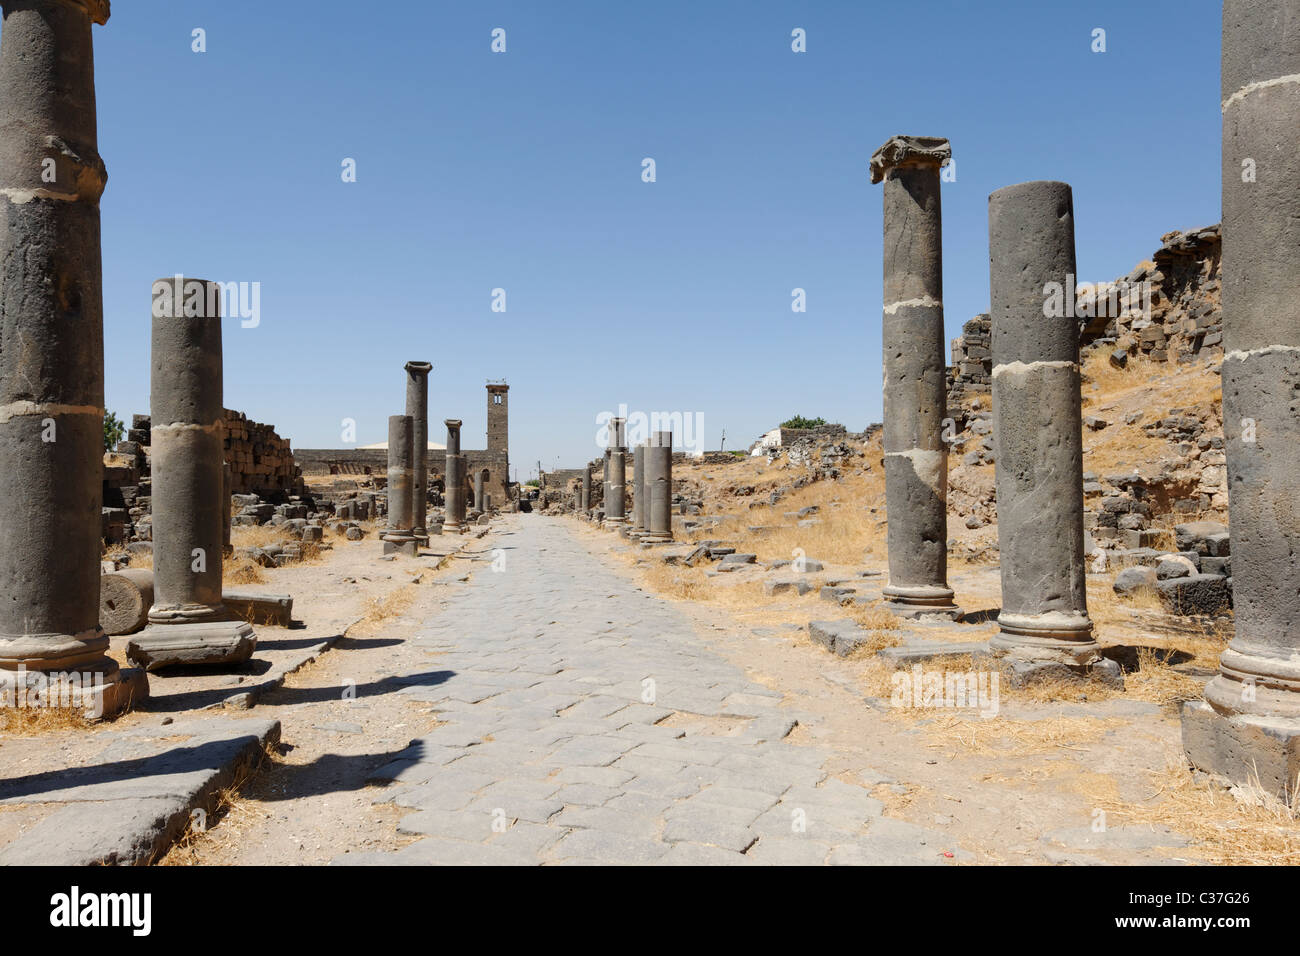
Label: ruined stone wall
xmin=222 ymin=409 xmax=304 ymax=497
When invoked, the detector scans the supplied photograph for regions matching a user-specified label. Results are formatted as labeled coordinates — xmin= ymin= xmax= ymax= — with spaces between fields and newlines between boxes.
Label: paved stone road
xmin=335 ymin=517 xmax=957 ymax=865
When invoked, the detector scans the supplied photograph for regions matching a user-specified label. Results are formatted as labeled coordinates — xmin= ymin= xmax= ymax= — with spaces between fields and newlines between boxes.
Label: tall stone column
xmin=382 ymin=415 xmax=417 ymax=556
xmin=404 ymin=361 xmax=432 ymax=544
xmin=581 ymin=465 xmax=592 ymax=515
xmin=0 ymin=0 xmax=145 ymax=714
xmin=603 ymin=418 xmax=627 ymax=528
xmin=1183 ymin=0 xmax=1300 ymax=796
xmin=631 ymin=443 xmax=646 ymax=533
xmin=987 ymin=182 xmax=1104 ymax=675
xmin=643 ymin=431 xmax=674 ymax=543
xmin=474 ymin=468 xmax=485 ymax=513
xmin=128 ymin=277 xmax=255 ymax=671
xmin=869 ymin=136 xmax=961 ymax=620
xmin=443 ymin=419 xmax=466 ymax=532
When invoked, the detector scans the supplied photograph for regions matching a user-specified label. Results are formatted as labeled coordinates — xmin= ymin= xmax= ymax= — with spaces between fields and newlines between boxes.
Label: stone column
xmin=474 ymin=469 xmax=485 ymax=513
xmin=987 ymin=181 xmax=1103 ymax=675
xmin=382 ymin=415 xmax=417 ymax=556
xmin=1183 ymin=0 xmax=1300 ymax=795
xmin=603 ymin=418 xmax=627 ymax=528
xmin=0 ymin=0 xmax=145 ymax=713
xmin=128 ymin=277 xmax=255 ymax=671
xmin=643 ymin=431 xmax=674 ymax=543
xmin=870 ymin=136 xmax=961 ymax=620
xmin=581 ymin=465 xmax=592 ymax=515
xmin=443 ymin=419 xmax=466 ymax=532
xmin=404 ymin=361 xmax=432 ymax=543
xmin=631 ymin=443 xmax=646 ymax=533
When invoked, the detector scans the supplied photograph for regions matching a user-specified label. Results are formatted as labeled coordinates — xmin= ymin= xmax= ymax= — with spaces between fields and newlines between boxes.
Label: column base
xmin=148 ymin=603 xmax=226 ymax=625
xmin=603 ymin=517 xmax=628 ymax=530
xmin=990 ymin=611 xmax=1100 ymax=666
xmin=641 ymin=532 xmax=674 ymax=545
xmin=1182 ymin=698 xmax=1300 ymax=799
xmin=0 ymin=657 xmax=148 ymax=721
xmin=882 ymin=584 xmax=963 ymax=621
xmin=442 ymin=521 xmax=467 ymax=534
xmin=382 ymin=533 xmax=419 ymax=557
xmin=126 ymin=621 xmax=256 ymax=672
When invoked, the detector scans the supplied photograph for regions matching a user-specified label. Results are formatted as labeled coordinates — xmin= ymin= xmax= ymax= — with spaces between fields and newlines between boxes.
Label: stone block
xmin=126 ymin=621 xmax=257 ymax=671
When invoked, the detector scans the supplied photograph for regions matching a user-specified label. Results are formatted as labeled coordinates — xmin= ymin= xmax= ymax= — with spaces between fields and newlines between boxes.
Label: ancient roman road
xmin=335 ymin=516 xmax=957 ymax=866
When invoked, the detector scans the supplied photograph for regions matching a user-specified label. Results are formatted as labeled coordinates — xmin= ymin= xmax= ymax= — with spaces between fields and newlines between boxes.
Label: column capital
xmin=444 ymin=418 xmax=461 ymax=428
xmin=869 ymin=135 xmax=950 ymax=184
xmin=404 ymin=360 xmax=432 ymax=376
xmin=26 ymin=0 xmax=112 ymax=24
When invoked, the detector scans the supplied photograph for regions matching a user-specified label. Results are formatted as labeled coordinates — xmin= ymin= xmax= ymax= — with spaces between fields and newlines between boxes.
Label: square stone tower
xmin=487 ymin=382 xmax=509 ymax=454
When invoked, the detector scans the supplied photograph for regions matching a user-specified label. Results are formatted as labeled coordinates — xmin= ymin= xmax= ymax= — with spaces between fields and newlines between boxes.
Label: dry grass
xmin=159 ymin=741 xmax=274 ymax=865
xmin=223 ymin=556 xmax=266 ymax=586
xmin=914 ymin=712 xmax=1125 ymax=759
xmin=0 ymin=706 xmax=93 ymax=735
xmin=1085 ymin=756 xmax=1300 ymax=865
xmin=352 ymin=583 xmax=419 ymax=636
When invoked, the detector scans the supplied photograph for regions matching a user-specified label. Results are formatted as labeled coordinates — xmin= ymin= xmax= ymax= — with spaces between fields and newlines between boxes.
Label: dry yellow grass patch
xmin=160 ymin=741 xmax=274 ymax=866
xmin=915 ymin=712 xmax=1125 ymax=759
xmin=223 ymin=556 xmax=266 ymax=586
xmin=0 ymin=706 xmax=93 ymax=735
xmin=1085 ymin=756 xmax=1300 ymax=865
xmin=352 ymin=583 xmax=418 ymax=636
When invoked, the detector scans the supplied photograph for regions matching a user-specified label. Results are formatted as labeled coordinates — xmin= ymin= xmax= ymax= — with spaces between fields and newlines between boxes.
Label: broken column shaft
xmin=383 ymin=414 xmax=417 ymax=556
xmin=474 ymin=469 xmax=485 ymax=513
xmin=987 ymin=181 xmax=1100 ymax=669
xmin=1183 ymin=0 xmax=1300 ymax=796
xmin=643 ymin=430 xmax=674 ymax=543
xmin=870 ymin=135 xmax=961 ymax=620
xmin=404 ymin=361 xmax=432 ymax=543
xmin=0 ymin=0 xmax=142 ymax=713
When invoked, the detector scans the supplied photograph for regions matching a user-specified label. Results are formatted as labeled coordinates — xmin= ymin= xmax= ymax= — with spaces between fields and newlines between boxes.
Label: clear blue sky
xmin=74 ymin=0 xmax=1220 ymax=479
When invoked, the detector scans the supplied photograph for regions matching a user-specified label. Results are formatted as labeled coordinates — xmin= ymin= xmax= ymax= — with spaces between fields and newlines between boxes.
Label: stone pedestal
xmin=129 ymin=276 xmax=256 ymax=671
xmin=404 ymin=361 xmax=432 ymax=544
xmin=0 ymin=0 xmax=144 ymax=715
xmin=870 ymin=136 xmax=962 ymax=621
xmin=987 ymin=182 xmax=1102 ymax=673
xmin=643 ymin=431 xmax=674 ymax=543
xmin=1183 ymin=0 xmax=1300 ymax=796
xmin=382 ymin=415 xmax=418 ymax=557
xmin=443 ymin=419 xmax=467 ymax=533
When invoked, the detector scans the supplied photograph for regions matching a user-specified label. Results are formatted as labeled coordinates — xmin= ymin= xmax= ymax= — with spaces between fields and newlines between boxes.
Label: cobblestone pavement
xmin=335 ymin=516 xmax=959 ymax=865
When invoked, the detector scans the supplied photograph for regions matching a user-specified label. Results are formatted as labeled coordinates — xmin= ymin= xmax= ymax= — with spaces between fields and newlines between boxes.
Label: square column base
xmin=1182 ymin=699 xmax=1300 ymax=799
xmin=0 ymin=664 xmax=148 ymax=721
xmin=126 ymin=621 xmax=257 ymax=672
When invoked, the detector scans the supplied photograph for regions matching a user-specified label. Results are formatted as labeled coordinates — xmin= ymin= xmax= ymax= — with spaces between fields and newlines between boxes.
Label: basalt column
xmin=443 ymin=419 xmax=467 ymax=532
xmin=128 ymin=277 xmax=255 ymax=671
xmin=581 ymin=466 xmax=592 ymax=515
xmin=870 ymin=136 xmax=961 ymax=620
xmin=631 ymin=442 xmax=646 ymax=534
xmin=1183 ymin=0 xmax=1300 ymax=796
xmin=474 ymin=468 xmax=485 ymax=514
xmin=987 ymin=182 xmax=1102 ymax=674
xmin=603 ymin=417 xmax=627 ymax=528
xmin=382 ymin=415 xmax=417 ymax=556
xmin=0 ymin=0 xmax=145 ymax=715
xmin=404 ymin=361 xmax=432 ymax=543
xmin=643 ymin=431 xmax=674 ymax=544
xmin=221 ymin=461 xmax=233 ymax=556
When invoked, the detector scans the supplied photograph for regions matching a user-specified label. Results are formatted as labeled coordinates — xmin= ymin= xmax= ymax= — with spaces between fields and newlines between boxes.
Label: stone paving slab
xmin=340 ymin=517 xmax=962 ymax=866
xmin=0 ymin=717 xmax=279 ymax=865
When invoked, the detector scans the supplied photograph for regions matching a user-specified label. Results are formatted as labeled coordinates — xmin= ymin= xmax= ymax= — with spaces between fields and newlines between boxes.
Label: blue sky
xmin=73 ymin=0 xmax=1219 ymax=479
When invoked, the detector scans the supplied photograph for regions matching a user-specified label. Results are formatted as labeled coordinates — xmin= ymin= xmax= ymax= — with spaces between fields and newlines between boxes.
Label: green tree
xmin=780 ymin=415 xmax=827 ymax=430
xmin=103 ymin=410 xmax=124 ymax=451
